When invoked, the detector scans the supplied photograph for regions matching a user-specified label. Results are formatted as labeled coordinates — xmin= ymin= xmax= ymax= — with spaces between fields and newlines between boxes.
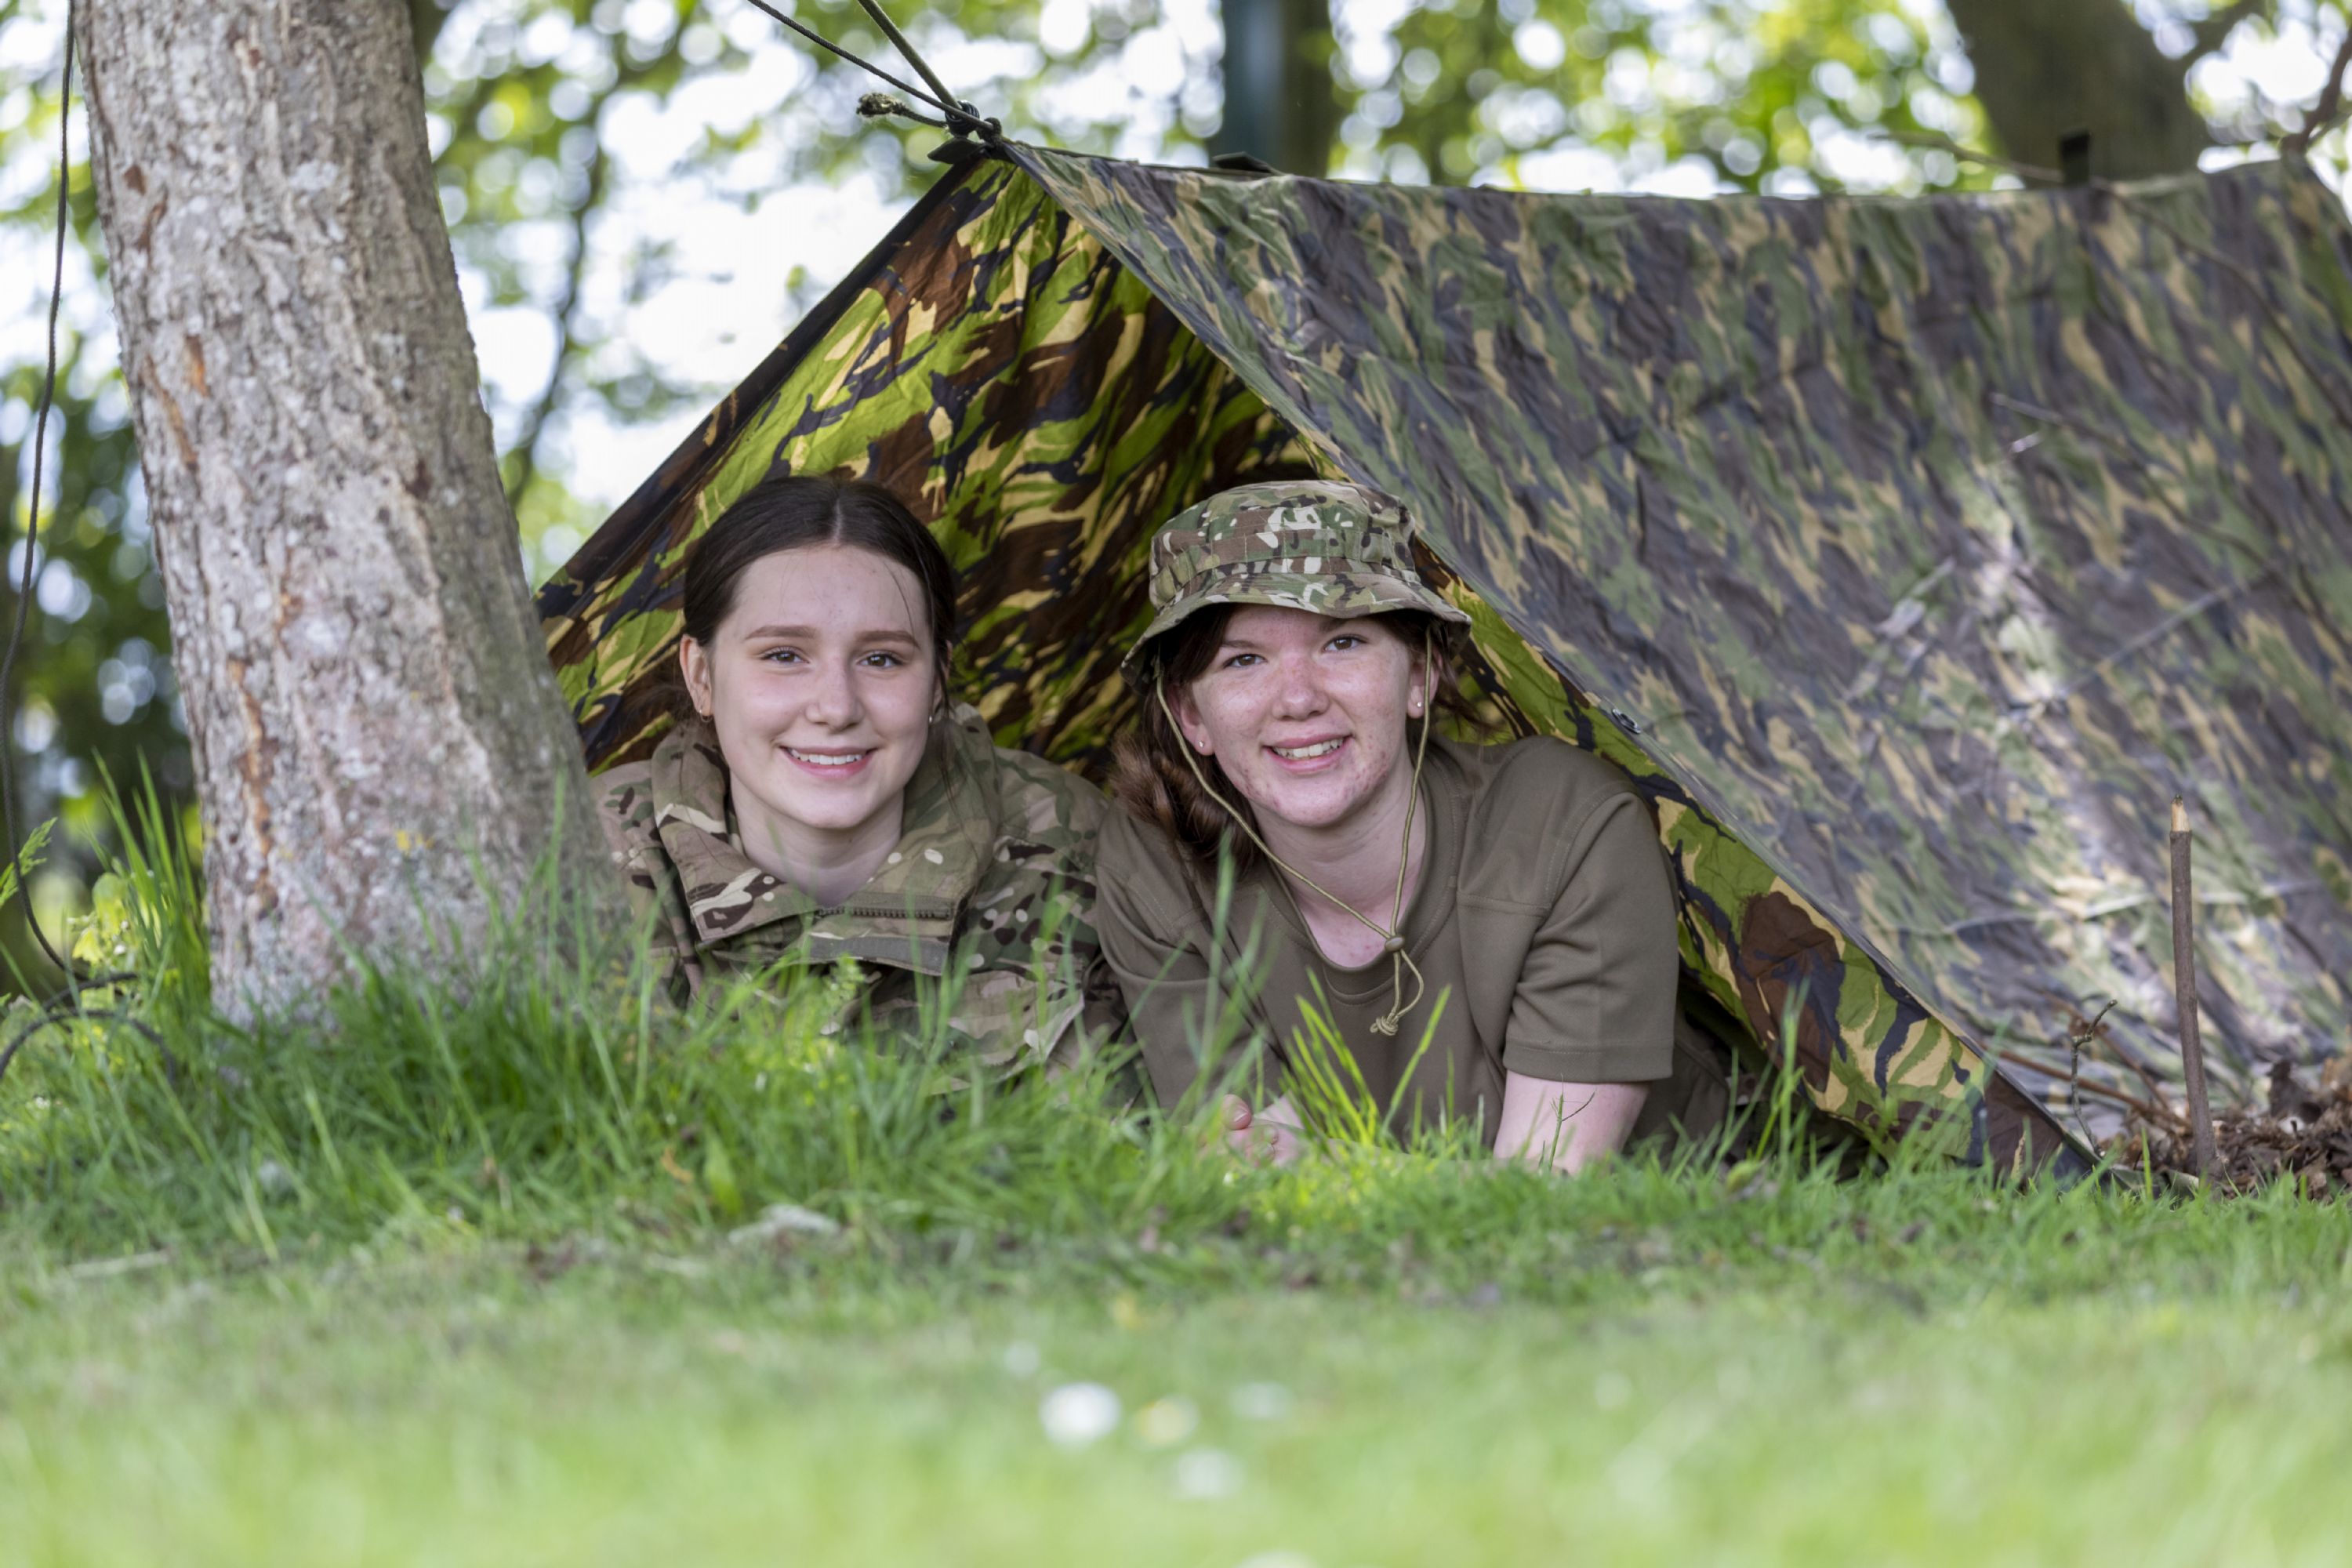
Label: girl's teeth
xmin=791 ymin=750 xmax=866 ymax=768
xmin=1275 ymin=740 xmax=1341 ymax=760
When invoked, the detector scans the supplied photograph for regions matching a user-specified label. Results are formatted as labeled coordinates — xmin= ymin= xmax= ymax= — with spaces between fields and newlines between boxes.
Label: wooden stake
xmin=2169 ymin=798 xmax=2218 ymax=1179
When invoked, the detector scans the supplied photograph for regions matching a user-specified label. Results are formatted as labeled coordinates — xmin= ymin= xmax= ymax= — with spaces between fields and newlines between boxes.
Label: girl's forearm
xmin=1494 ymin=1073 xmax=1649 ymax=1173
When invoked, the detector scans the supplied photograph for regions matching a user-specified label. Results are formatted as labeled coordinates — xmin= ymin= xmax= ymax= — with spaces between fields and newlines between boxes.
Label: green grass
xmin=4 ymin=1210 xmax=2350 ymax=1567
xmin=3 ymin=796 xmax=2350 ymax=1564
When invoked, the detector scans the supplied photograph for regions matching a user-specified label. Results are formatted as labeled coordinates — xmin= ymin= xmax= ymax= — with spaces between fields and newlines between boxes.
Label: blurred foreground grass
xmin=4 ymin=797 xmax=2349 ymax=1564
xmin=2 ymin=1210 xmax=2349 ymax=1568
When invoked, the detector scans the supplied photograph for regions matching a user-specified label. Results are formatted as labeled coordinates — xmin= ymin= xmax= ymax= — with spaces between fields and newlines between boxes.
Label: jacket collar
xmin=646 ymin=710 xmax=999 ymax=975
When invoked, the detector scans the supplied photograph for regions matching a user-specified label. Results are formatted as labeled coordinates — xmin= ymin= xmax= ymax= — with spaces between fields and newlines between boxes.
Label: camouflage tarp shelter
xmin=537 ymin=142 xmax=2352 ymax=1177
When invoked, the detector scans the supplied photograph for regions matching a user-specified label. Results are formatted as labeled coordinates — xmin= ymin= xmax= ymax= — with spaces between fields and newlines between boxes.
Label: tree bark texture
xmin=1944 ymin=0 xmax=2216 ymax=180
xmin=80 ymin=0 xmax=621 ymax=1016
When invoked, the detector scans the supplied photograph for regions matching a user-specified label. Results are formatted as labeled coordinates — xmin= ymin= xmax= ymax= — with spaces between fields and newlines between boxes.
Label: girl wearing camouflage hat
xmin=597 ymin=474 xmax=1122 ymax=1076
xmin=1100 ymin=480 xmax=1708 ymax=1171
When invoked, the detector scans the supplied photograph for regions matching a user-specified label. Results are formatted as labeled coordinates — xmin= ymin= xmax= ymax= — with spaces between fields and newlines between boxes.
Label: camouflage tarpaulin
xmin=1009 ymin=146 xmax=2352 ymax=1142
xmin=543 ymin=147 xmax=2352 ymax=1170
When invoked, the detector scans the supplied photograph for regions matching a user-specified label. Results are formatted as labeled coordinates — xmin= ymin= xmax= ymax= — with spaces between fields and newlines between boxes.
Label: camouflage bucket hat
xmin=1120 ymin=480 xmax=1470 ymax=685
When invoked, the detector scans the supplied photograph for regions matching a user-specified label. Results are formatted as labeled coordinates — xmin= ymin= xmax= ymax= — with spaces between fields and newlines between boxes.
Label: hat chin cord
xmin=1155 ymin=630 xmax=1434 ymax=1037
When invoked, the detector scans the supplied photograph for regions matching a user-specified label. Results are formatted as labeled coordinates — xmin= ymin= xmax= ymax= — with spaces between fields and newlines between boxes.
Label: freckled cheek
xmin=717 ymin=681 xmax=811 ymax=738
xmin=1196 ymin=687 xmax=1275 ymax=757
xmin=855 ymin=681 xmax=935 ymax=746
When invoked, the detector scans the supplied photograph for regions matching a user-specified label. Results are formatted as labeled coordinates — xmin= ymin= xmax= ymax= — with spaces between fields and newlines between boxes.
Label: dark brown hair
xmin=1110 ymin=606 xmax=1483 ymax=867
xmin=675 ymin=474 xmax=957 ymax=710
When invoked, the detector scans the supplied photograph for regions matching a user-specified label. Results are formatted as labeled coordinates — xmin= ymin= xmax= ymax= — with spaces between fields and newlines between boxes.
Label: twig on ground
xmin=2045 ymin=992 xmax=2183 ymax=1116
xmin=2170 ymin=798 xmax=2219 ymax=1178
xmin=2065 ymin=1000 xmax=2120 ymax=1137
xmin=2009 ymin=1058 xmax=2186 ymax=1128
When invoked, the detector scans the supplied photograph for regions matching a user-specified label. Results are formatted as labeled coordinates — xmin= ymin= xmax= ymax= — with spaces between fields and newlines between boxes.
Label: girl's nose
xmin=1270 ymin=655 xmax=1327 ymax=717
xmin=803 ymin=659 xmax=864 ymax=727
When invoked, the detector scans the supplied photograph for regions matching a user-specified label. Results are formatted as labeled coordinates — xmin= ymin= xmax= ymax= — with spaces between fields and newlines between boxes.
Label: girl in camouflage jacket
xmin=597 ymin=475 xmax=1120 ymax=1077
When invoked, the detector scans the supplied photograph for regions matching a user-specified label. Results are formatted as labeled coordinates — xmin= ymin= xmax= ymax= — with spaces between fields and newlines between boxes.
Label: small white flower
xmin=1173 ymin=1446 xmax=1242 ymax=1499
xmin=1040 ymin=1382 xmax=1121 ymax=1448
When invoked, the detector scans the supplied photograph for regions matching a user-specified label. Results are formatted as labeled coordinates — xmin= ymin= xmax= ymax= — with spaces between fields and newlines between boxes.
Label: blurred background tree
xmin=0 ymin=0 xmax=2346 ymax=988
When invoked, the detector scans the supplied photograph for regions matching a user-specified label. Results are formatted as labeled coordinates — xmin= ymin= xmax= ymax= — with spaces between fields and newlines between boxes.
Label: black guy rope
xmin=850 ymin=0 xmax=967 ymax=124
xmin=737 ymin=0 xmax=997 ymax=141
xmin=3 ymin=0 xmax=78 ymax=986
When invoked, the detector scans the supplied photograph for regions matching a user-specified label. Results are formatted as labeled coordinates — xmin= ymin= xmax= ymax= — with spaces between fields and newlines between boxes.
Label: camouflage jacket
xmin=597 ymin=706 xmax=1123 ymax=1077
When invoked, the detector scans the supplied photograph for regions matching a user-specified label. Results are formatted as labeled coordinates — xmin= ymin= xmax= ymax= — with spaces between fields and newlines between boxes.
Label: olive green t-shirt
xmin=1096 ymin=735 xmax=1680 ymax=1148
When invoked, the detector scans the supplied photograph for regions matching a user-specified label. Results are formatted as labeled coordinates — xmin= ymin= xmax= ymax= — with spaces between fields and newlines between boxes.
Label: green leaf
xmin=0 ymin=818 xmax=55 ymax=910
xmin=702 ymin=1136 xmax=745 ymax=1221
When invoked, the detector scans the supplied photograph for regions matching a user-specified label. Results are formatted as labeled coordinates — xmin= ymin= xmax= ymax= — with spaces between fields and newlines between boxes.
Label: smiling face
xmin=1170 ymin=606 xmax=1430 ymax=833
xmin=680 ymin=543 xmax=942 ymax=860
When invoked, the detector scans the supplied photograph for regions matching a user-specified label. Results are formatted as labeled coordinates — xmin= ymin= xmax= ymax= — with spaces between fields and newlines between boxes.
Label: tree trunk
xmin=1944 ymin=0 xmax=2215 ymax=180
xmin=79 ymin=0 xmax=622 ymax=1017
xmin=1214 ymin=0 xmax=1339 ymax=175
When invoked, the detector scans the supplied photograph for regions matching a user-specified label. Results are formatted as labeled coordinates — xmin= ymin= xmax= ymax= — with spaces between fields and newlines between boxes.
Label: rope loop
xmin=742 ymin=0 xmax=998 ymax=144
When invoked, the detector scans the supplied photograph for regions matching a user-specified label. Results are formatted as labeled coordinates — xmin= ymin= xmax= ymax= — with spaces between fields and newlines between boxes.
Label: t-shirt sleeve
xmin=1095 ymin=811 xmax=1283 ymax=1110
xmin=1498 ymin=790 xmax=1679 ymax=1084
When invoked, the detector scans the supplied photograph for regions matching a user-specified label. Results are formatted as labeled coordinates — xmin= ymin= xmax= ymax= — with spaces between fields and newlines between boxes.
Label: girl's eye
xmin=1327 ymin=633 xmax=1365 ymax=652
xmin=1220 ymin=652 xmax=1261 ymax=670
xmin=858 ymin=651 xmax=904 ymax=669
xmin=760 ymin=648 xmax=804 ymax=666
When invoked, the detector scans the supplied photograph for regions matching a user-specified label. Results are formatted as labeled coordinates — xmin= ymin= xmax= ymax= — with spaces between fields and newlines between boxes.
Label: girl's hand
xmin=1219 ymin=1094 xmax=1306 ymax=1167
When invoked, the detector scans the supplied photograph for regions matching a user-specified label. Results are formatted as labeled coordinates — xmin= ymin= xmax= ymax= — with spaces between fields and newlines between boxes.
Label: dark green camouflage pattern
xmin=543 ymin=148 xmax=2352 ymax=1171
xmin=1007 ymin=147 xmax=2352 ymax=1161
xmin=596 ymin=702 xmax=1120 ymax=1078
xmin=1123 ymin=479 xmax=1469 ymax=681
